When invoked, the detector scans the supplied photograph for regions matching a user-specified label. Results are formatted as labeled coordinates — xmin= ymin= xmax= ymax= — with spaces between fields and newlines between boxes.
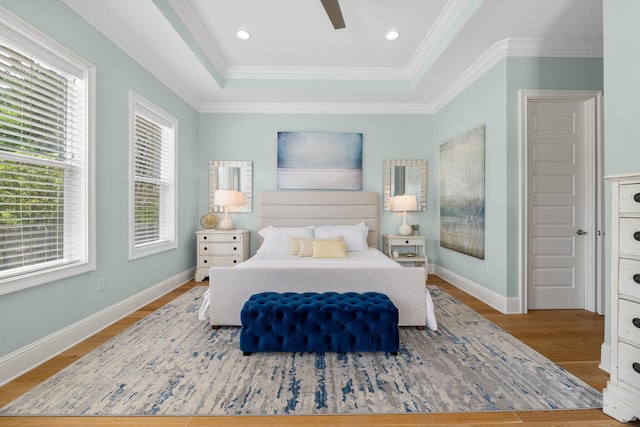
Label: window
xmin=0 ymin=11 xmax=95 ymax=294
xmin=129 ymin=92 xmax=177 ymax=259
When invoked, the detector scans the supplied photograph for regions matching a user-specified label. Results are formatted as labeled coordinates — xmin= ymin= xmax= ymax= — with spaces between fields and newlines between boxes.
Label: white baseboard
xmin=0 ymin=268 xmax=196 ymax=386
xmin=434 ymin=266 xmax=522 ymax=314
xmin=600 ymin=342 xmax=610 ymax=373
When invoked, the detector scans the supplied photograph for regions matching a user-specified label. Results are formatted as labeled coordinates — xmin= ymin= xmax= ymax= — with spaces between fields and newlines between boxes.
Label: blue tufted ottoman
xmin=240 ymin=291 xmax=399 ymax=355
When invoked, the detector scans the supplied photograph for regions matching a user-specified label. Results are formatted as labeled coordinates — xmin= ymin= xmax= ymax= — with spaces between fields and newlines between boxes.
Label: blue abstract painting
xmin=277 ymin=131 xmax=363 ymax=190
xmin=439 ymin=125 xmax=485 ymax=259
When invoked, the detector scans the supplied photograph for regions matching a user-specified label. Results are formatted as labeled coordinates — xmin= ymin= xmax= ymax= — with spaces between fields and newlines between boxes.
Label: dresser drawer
xmin=619 ymin=299 xmax=640 ymax=347
xmin=199 ymin=255 xmax=241 ymax=267
xmin=618 ymin=341 xmax=640 ymax=392
xmin=619 ymin=218 xmax=640 ymax=256
xmin=198 ymin=233 xmax=243 ymax=243
xmin=619 ymin=183 xmax=640 ymax=214
xmin=199 ymin=242 xmax=242 ymax=256
xmin=619 ymin=258 xmax=640 ymax=300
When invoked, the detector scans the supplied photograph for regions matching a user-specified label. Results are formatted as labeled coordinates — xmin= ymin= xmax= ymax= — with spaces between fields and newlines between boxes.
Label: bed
xmin=207 ymin=191 xmax=437 ymax=330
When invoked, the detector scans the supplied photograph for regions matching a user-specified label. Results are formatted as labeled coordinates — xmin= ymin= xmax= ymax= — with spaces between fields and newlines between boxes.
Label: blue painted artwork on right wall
xmin=439 ymin=125 xmax=486 ymax=259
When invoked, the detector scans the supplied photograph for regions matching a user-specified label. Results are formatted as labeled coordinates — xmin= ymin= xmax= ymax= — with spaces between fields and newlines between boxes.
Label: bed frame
xmin=208 ymin=191 xmax=431 ymax=328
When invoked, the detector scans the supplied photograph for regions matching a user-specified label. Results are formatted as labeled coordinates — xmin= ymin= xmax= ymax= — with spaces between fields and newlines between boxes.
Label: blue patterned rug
xmin=0 ymin=286 xmax=602 ymax=416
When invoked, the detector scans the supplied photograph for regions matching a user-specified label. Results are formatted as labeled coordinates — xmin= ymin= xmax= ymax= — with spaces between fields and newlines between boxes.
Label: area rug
xmin=0 ymin=286 xmax=602 ymax=416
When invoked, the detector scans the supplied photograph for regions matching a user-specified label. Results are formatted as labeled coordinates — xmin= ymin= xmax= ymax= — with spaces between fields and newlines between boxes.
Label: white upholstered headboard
xmin=258 ymin=191 xmax=379 ymax=247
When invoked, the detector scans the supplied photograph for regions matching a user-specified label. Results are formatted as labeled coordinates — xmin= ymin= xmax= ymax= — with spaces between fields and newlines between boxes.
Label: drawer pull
xmin=203 ymin=246 xmax=207 ymax=251
xmin=634 ymin=274 xmax=640 ymax=284
xmin=233 ymin=260 xmax=237 ymax=264
xmin=203 ymin=236 xmax=207 ymax=240
xmin=635 ymin=192 xmax=640 ymax=203
xmin=405 ymin=240 xmax=410 ymax=244
xmin=634 ymin=362 xmax=640 ymax=374
xmin=233 ymin=236 xmax=237 ymax=240
xmin=233 ymin=246 xmax=238 ymax=251
xmin=633 ymin=318 xmax=640 ymax=328
xmin=635 ymin=231 xmax=640 ymax=242
xmin=203 ymin=259 xmax=208 ymax=264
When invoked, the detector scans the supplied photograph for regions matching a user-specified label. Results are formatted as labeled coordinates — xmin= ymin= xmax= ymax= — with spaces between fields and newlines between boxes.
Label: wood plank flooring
xmin=0 ymin=275 xmax=634 ymax=426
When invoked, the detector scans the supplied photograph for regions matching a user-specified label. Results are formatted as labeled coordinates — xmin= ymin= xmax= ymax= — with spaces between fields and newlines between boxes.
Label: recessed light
xmin=385 ymin=30 xmax=399 ymax=41
xmin=236 ymin=29 xmax=251 ymax=40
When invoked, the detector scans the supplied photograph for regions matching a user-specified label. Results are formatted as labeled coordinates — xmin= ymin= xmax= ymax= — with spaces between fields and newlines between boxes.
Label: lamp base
xmin=219 ymin=218 xmax=234 ymax=231
xmin=398 ymin=223 xmax=412 ymax=236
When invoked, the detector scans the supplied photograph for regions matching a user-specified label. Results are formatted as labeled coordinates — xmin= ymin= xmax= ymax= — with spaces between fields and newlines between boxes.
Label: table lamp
xmin=391 ymin=194 xmax=417 ymax=236
xmin=214 ymin=190 xmax=243 ymax=230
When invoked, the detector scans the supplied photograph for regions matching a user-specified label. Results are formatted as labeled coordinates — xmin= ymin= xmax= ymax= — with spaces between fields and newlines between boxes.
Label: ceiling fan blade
xmin=320 ymin=0 xmax=346 ymax=29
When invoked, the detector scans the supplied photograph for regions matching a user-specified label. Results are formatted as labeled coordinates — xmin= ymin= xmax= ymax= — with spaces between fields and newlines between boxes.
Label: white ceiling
xmin=62 ymin=0 xmax=603 ymax=113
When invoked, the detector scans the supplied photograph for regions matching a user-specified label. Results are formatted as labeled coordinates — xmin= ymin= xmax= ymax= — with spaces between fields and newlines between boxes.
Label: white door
xmin=526 ymin=98 xmax=594 ymax=309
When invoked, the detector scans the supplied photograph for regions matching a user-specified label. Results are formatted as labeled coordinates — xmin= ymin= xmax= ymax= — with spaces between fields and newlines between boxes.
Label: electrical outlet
xmin=98 ymin=277 xmax=105 ymax=292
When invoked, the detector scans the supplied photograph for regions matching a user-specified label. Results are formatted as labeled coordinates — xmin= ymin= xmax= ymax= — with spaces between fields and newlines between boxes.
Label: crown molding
xmin=428 ymin=37 xmax=603 ymax=113
xmin=165 ymin=0 xmax=229 ymax=74
xmin=506 ymin=37 xmax=603 ymax=58
xmin=63 ymin=0 xmax=202 ymax=110
xmin=199 ymin=102 xmax=434 ymax=115
xmin=224 ymin=65 xmax=411 ymax=81
xmin=405 ymin=0 xmax=472 ymax=79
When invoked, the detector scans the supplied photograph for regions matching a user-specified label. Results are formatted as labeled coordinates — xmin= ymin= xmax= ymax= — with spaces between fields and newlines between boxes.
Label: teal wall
xmin=198 ymin=114 xmax=433 ymax=254
xmin=602 ymin=0 xmax=640 ymax=344
xmin=0 ymin=1 xmax=200 ymax=357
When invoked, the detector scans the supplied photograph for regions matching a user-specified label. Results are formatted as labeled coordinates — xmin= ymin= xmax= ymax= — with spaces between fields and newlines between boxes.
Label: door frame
xmin=518 ymin=90 xmax=604 ymax=314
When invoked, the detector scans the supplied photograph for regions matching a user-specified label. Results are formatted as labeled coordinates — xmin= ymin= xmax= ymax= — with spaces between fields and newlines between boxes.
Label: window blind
xmin=131 ymin=96 xmax=176 ymax=256
xmin=0 ymin=41 xmax=88 ymax=279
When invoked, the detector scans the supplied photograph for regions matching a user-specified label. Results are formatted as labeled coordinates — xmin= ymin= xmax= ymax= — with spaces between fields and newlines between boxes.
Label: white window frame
xmin=0 ymin=7 xmax=96 ymax=295
xmin=128 ymin=91 xmax=177 ymax=260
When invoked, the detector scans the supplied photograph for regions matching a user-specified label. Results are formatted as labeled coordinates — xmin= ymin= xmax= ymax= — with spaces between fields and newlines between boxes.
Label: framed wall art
xmin=277 ymin=131 xmax=363 ymax=190
xmin=439 ymin=125 xmax=485 ymax=259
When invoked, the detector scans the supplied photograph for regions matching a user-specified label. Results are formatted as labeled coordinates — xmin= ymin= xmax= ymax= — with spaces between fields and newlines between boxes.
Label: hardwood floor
xmin=0 ymin=275 xmax=633 ymax=426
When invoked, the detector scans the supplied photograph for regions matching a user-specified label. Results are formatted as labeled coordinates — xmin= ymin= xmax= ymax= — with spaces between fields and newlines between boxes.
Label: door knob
xmin=576 ymin=229 xmax=587 ymax=235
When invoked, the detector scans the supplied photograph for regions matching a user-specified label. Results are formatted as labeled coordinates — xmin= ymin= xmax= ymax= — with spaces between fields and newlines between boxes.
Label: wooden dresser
xmin=603 ymin=173 xmax=640 ymax=422
xmin=194 ymin=229 xmax=250 ymax=282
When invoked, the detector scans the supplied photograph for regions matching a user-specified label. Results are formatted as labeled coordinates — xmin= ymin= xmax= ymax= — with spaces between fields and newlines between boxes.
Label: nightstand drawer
xmin=619 ymin=183 xmax=640 ymax=214
xmin=619 ymin=218 xmax=640 ymax=256
xmin=619 ymin=258 xmax=640 ymax=300
xmin=198 ymin=233 xmax=243 ymax=243
xmin=199 ymin=255 xmax=241 ymax=267
xmin=620 ymin=299 xmax=640 ymax=347
xmin=618 ymin=341 xmax=640 ymax=392
xmin=199 ymin=242 xmax=242 ymax=256
xmin=388 ymin=237 xmax=424 ymax=247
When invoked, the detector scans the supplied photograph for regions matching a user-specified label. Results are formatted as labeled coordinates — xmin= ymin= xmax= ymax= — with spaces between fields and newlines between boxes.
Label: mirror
xmin=383 ymin=159 xmax=426 ymax=211
xmin=208 ymin=160 xmax=253 ymax=212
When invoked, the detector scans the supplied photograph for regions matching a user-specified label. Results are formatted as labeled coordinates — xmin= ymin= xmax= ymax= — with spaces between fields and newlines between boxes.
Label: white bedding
xmin=238 ymin=248 xmax=400 ymax=269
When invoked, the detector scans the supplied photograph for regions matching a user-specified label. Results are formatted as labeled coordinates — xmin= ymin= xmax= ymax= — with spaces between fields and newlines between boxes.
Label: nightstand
xmin=383 ymin=234 xmax=427 ymax=268
xmin=194 ymin=229 xmax=250 ymax=282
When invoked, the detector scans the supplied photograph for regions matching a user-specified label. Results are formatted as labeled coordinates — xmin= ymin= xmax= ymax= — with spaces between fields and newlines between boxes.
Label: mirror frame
xmin=208 ymin=160 xmax=253 ymax=212
xmin=383 ymin=159 xmax=427 ymax=211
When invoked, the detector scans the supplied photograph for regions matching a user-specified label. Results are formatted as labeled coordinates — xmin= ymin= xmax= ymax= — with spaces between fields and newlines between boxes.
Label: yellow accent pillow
xmin=288 ymin=236 xmax=303 ymax=255
xmin=312 ymin=239 xmax=347 ymax=258
xmin=298 ymin=235 xmax=343 ymax=257
xmin=297 ymin=238 xmax=315 ymax=257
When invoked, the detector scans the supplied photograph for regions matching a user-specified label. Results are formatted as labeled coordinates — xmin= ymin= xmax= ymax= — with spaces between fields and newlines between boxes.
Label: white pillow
xmin=257 ymin=226 xmax=314 ymax=253
xmin=313 ymin=222 xmax=369 ymax=252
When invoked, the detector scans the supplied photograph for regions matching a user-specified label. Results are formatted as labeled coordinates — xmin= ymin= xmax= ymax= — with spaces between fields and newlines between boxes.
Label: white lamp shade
xmin=236 ymin=191 xmax=246 ymax=206
xmin=214 ymin=189 xmax=240 ymax=207
xmin=390 ymin=195 xmax=417 ymax=212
